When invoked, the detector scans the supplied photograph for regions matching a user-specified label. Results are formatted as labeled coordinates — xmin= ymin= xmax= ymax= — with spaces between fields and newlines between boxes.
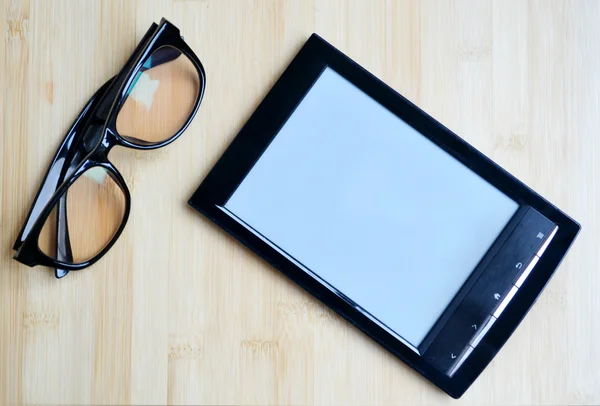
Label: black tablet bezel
xmin=189 ymin=34 xmax=580 ymax=398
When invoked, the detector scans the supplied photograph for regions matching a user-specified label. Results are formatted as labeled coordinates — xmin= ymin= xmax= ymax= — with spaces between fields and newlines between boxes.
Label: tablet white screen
xmin=225 ymin=67 xmax=518 ymax=348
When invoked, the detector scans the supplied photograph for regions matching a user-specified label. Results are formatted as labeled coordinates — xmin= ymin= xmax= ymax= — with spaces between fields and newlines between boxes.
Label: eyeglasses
xmin=12 ymin=19 xmax=206 ymax=279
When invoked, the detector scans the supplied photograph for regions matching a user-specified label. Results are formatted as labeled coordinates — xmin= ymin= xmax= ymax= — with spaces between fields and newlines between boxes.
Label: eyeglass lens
xmin=116 ymin=45 xmax=200 ymax=144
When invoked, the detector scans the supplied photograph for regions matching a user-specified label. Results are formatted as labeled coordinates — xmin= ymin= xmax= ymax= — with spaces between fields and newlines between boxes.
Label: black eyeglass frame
xmin=13 ymin=18 xmax=206 ymax=278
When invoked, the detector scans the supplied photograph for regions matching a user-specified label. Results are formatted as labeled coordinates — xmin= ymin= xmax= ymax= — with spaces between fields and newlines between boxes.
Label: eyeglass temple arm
xmin=54 ymin=195 xmax=73 ymax=277
xmin=12 ymin=78 xmax=114 ymax=253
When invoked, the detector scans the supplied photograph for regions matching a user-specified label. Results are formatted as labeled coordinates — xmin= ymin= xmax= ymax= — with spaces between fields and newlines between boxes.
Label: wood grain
xmin=1 ymin=0 xmax=599 ymax=404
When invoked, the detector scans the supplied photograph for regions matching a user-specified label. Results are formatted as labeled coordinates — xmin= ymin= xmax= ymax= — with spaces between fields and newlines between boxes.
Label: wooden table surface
xmin=1 ymin=0 xmax=599 ymax=404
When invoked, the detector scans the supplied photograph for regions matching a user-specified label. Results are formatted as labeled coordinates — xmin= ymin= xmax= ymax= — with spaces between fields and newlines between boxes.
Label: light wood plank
xmin=1 ymin=0 xmax=598 ymax=404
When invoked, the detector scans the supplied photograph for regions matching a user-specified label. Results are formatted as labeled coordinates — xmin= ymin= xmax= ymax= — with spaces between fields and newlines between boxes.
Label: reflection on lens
xmin=38 ymin=166 xmax=126 ymax=263
xmin=116 ymin=45 xmax=200 ymax=144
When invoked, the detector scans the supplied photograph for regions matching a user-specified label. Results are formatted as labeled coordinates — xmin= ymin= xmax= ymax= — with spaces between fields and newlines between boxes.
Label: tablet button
xmin=469 ymin=315 xmax=496 ymax=348
xmin=493 ymin=285 xmax=518 ymax=318
xmin=535 ymin=225 xmax=559 ymax=257
xmin=514 ymin=254 xmax=540 ymax=288
xmin=448 ymin=345 xmax=474 ymax=377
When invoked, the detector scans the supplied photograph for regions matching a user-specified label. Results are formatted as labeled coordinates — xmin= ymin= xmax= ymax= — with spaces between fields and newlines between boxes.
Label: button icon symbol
xmin=494 ymin=293 xmax=501 ymax=300
xmin=537 ymin=232 xmax=544 ymax=239
xmin=472 ymin=324 xmax=477 ymax=330
xmin=451 ymin=353 xmax=457 ymax=359
xmin=516 ymin=262 xmax=523 ymax=269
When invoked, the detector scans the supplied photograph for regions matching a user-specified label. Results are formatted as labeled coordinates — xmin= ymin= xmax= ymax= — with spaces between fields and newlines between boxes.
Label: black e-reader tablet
xmin=189 ymin=34 xmax=580 ymax=398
